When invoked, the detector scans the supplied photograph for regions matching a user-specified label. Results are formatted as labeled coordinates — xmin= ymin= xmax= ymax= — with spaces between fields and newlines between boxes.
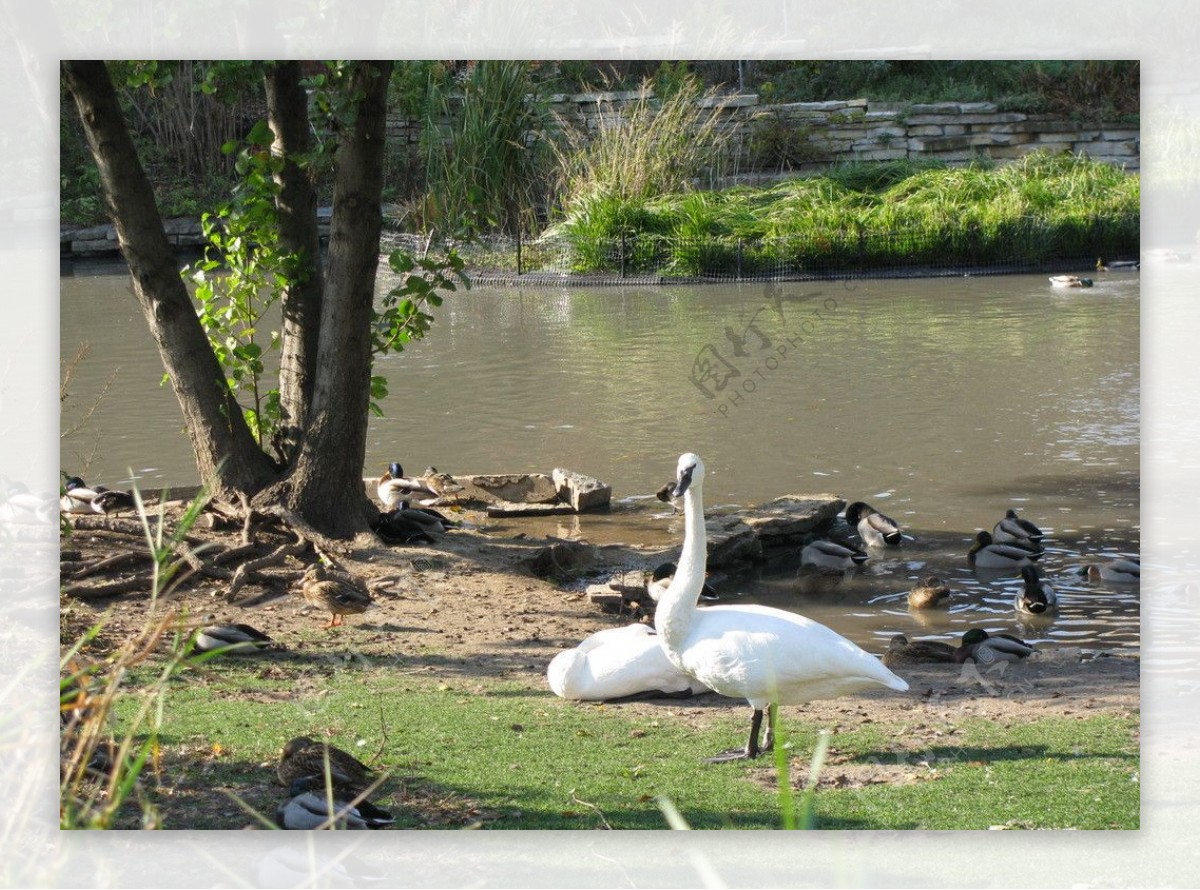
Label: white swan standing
xmin=547 ymin=624 xmax=710 ymax=701
xmin=655 ymin=453 xmax=908 ymax=762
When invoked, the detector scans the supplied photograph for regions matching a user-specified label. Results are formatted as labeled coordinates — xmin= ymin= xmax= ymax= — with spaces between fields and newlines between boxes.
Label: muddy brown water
xmin=60 ymin=265 xmax=1140 ymax=653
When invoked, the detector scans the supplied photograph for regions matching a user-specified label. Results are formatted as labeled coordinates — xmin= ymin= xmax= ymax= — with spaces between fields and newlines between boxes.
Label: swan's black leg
xmin=704 ymin=708 xmax=763 ymax=762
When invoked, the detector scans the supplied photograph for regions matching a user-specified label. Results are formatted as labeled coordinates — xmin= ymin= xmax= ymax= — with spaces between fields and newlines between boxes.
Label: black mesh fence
xmin=380 ymin=213 xmax=1138 ymax=285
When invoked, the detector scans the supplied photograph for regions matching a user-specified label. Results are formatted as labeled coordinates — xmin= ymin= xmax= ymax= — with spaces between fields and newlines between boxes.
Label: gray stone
xmin=737 ymin=494 xmax=845 ymax=544
xmin=552 ymin=468 xmax=612 ymax=512
xmin=704 ymin=514 xmax=762 ymax=568
xmin=454 ymin=473 xmax=560 ymax=506
xmin=486 ymin=500 xmax=576 ymax=518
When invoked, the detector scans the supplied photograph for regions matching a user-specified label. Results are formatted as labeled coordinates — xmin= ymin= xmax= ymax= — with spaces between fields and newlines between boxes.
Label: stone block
xmin=704 ymin=514 xmax=762 ymax=568
xmin=552 ymin=468 xmax=612 ymax=512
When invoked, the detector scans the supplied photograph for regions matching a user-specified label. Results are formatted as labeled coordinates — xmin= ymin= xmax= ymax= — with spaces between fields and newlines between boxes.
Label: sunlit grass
xmin=102 ymin=659 xmax=1140 ymax=830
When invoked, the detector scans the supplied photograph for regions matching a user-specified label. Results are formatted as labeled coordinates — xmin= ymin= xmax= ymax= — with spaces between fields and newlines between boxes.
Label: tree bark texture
xmin=264 ymin=61 xmax=324 ymax=466
xmin=62 ymin=60 xmax=276 ymax=499
xmin=262 ymin=61 xmax=395 ymax=536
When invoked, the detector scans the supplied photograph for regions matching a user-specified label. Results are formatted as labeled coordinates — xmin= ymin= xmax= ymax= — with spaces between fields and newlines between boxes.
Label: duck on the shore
xmin=1077 ymin=557 xmax=1140 ymax=583
xmin=276 ymin=792 xmax=394 ymax=830
xmin=277 ymin=735 xmax=377 ymax=797
xmin=375 ymin=463 xmax=465 ymax=508
xmin=655 ymin=481 xmax=680 ymax=513
xmin=1015 ymin=565 xmax=1057 ymax=615
xmin=1049 ymin=275 xmax=1094 ymax=288
xmin=297 ymin=564 xmax=376 ymax=628
xmin=882 ymin=634 xmax=957 ymax=666
xmin=191 ymin=623 xmax=276 ymax=655
xmin=801 ymin=536 xmax=870 ymax=571
xmin=845 ymin=500 xmax=903 ymax=547
xmin=370 ymin=509 xmax=439 ymax=545
xmin=992 ymin=508 xmax=1044 ymax=546
xmin=907 ymin=576 xmax=951 ymax=610
xmin=60 ymin=475 xmax=136 ymax=515
xmin=954 ymin=628 xmax=1036 ymax=665
xmin=654 ymin=453 xmax=907 ymax=762
xmin=968 ymin=531 xmax=1043 ymax=570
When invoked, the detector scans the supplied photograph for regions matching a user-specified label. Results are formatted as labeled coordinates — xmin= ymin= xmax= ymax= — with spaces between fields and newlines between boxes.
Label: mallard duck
xmin=800 ymin=537 xmax=869 ymax=571
xmin=1049 ymin=275 xmax=1093 ymax=288
xmin=1015 ymin=565 xmax=1057 ymax=615
xmin=277 ymin=735 xmax=376 ymax=797
xmin=953 ymin=628 xmax=1035 ymax=665
xmin=968 ymin=531 xmax=1043 ymax=570
xmin=398 ymin=501 xmax=458 ymax=528
xmin=882 ymin=634 xmax=957 ymax=666
xmin=1 ymin=480 xmax=56 ymax=523
xmin=907 ymin=575 xmax=951 ymax=610
xmin=646 ymin=562 xmax=717 ymax=603
xmin=992 ymin=508 xmax=1044 ymax=546
xmin=276 ymin=791 xmax=394 ymax=830
xmin=844 ymin=501 xmax=902 ymax=547
xmin=1096 ymin=257 xmax=1140 ymax=272
xmin=1077 ymin=557 xmax=1140 ymax=583
xmin=655 ymin=481 xmax=680 ymax=513
xmin=376 ymin=462 xmax=439 ymax=509
xmin=370 ymin=509 xmax=438 ymax=545
xmin=654 ymin=453 xmax=906 ymax=762
xmin=60 ymin=475 xmax=136 ymax=515
xmin=298 ymin=564 xmax=376 ymax=628
xmin=192 ymin=623 xmax=276 ymax=655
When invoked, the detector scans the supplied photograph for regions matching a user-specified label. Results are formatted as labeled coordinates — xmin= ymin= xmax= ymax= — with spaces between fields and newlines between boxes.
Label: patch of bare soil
xmin=60 ymin=501 xmax=1139 ymax=826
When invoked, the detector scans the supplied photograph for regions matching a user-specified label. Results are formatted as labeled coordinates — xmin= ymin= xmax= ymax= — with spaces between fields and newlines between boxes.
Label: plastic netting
xmin=380 ymin=214 xmax=1139 ymax=285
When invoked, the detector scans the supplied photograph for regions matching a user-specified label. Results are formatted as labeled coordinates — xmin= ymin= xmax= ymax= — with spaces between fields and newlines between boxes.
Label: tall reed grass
xmin=59 ymin=487 xmax=211 ymax=829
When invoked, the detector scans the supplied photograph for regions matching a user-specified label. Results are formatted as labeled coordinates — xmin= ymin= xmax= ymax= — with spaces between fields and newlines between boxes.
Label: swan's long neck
xmin=655 ymin=481 xmax=707 ymax=660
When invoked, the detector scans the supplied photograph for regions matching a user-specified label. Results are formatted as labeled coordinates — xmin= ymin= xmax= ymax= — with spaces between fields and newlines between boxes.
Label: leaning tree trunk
xmin=62 ymin=60 xmax=277 ymax=500
xmin=264 ymin=61 xmax=324 ymax=467
xmin=257 ymin=61 xmax=394 ymax=537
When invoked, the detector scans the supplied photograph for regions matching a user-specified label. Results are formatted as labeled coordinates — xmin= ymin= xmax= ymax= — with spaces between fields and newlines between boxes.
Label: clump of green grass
xmin=545 ymin=152 xmax=1139 ymax=275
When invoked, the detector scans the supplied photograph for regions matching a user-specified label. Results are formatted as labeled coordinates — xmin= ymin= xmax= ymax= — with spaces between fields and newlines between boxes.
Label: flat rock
xmin=552 ymin=468 xmax=612 ymax=512
xmin=486 ymin=500 xmax=576 ymax=518
xmin=453 ymin=474 xmax=560 ymax=506
xmin=737 ymin=494 xmax=845 ymax=544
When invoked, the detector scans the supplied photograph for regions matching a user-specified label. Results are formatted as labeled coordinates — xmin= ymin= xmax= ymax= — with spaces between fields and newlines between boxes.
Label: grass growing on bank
xmin=541 ymin=152 xmax=1140 ymax=276
xmin=101 ymin=659 xmax=1139 ymax=830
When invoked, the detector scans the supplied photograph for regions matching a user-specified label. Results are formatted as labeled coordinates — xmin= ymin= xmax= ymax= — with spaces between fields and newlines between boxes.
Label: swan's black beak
xmin=672 ymin=464 xmax=695 ymax=498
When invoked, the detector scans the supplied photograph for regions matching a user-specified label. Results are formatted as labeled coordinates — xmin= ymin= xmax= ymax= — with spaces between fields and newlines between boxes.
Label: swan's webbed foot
xmin=703 ymin=707 xmax=767 ymax=763
xmin=703 ymin=746 xmax=759 ymax=763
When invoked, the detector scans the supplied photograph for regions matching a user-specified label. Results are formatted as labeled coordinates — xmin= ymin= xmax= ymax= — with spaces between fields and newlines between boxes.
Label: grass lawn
xmin=105 ymin=659 xmax=1139 ymax=830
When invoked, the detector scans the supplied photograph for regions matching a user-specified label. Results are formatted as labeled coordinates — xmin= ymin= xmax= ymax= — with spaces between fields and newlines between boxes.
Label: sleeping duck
xmin=968 ymin=530 xmax=1043 ymax=570
xmin=1077 ymin=557 xmax=1140 ymax=583
xmin=60 ymin=475 xmax=136 ymax=515
xmin=191 ymin=623 xmax=276 ymax=655
xmin=954 ymin=628 xmax=1036 ymax=665
xmin=276 ymin=792 xmax=394 ymax=830
xmin=845 ymin=501 xmax=903 ymax=547
xmin=646 ymin=562 xmax=718 ymax=603
xmin=801 ymin=537 xmax=869 ymax=571
xmin=992 ymin=508 xmax=1044 ymax=546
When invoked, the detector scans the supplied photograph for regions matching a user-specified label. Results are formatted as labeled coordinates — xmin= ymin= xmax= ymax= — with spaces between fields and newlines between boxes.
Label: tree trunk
xmin=62 ymin=60 xmax=277 ymax=500
xmin=264 ymin=62 xmax=324 ymax=467
xmin=258 ymin=61 xmax=394 ymax=537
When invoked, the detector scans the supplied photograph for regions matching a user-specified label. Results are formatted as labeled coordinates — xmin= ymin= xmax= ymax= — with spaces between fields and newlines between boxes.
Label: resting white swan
xmin=655 ymin=453 xmax=908 ymax=762
xmin=547 ymin=624 xmax=710 ymax=701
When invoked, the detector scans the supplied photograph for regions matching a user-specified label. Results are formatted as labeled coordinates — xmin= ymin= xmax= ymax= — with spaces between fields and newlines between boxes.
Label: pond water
xmin=60 ymin=264 xmax=1140 ymax=654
